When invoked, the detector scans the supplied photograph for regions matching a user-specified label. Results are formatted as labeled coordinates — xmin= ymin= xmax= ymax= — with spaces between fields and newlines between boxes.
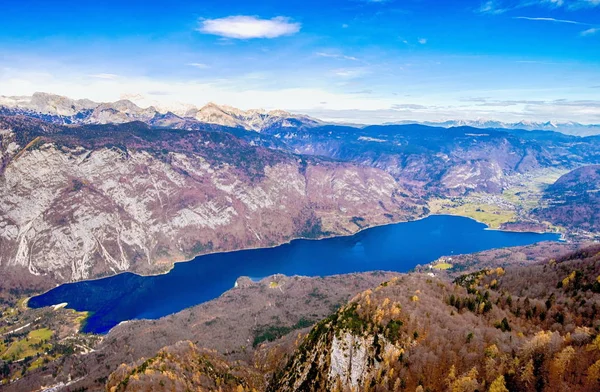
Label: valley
xmin=0 ymin=95 xmax=599 ymax=391
xmin=27 ymin=215 xmax=559 ymax=334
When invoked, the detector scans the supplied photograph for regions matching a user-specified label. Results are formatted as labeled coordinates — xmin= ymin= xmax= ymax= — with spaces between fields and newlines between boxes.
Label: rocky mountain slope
xmin=3 ymin=271 xmax=403 ymax=391
xmin=260 ymin=124 xmax=600 ymax=196
xmin=0 ymin=115 xmax=422 ymax=283
xmin=97 ymin=244 xmax=600 ymax=392
xmin=0 ymin=92 xmax=321 ymax=132
xmin=4 ymin=93 xmax=600 ymax=200
xmin=535 ymin=165 xmax=600 ymax=234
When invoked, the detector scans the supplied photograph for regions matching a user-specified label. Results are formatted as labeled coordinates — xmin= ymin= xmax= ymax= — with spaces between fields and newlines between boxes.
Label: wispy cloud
xmin=198 ymin=16 xmax=300 ymax=39
xmin=89 ymin=73 xmax=118 ymax=79
xmin=392 ymin=103 xmax=427 ymax=110
xmin=478 ymin=0 xmax=510 ymax=14
xmin=187 ymin=62 xmax=210 ymax=69
xmin=581 ymin=27 xmax=600 ymax=36
xmin=562 ymin=0 xmax=600 ymax=10
xmin=513 ymin=16 xmax=586 ymax=24
xmin=315 ymin=52 xmax=359 ymax=61
xmin=332 ymin=67 xmax=370 ymax=78
xmin=478 ymin=0 xmax=600 ymax=14
xmin=418 ymin=38 xmax=428 ymax=44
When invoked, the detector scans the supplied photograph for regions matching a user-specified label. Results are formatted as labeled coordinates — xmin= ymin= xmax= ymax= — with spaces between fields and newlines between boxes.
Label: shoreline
xmin=28 ymin=213 xmax=563 ymax=301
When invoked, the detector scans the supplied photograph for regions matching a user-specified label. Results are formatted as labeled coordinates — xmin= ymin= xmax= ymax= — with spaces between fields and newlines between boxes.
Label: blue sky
xmin=1 ymin=0 xmax=599 ymax=123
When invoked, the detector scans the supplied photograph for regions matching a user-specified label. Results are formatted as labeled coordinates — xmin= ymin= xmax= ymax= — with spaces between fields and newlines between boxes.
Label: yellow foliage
xmin=485 ymin=344 xmax=499 ymax=359
xmin=381 ymin=298 xmax=391 ymax=308
xmin=450 ymin=367 xmax=479 ymax=392
xmin=410 ymin=296 xmax=419 ymax=302
xmin=523 ymin=330 xmax=553 ymax=355
xmin=478 ymin=302 xmax=486 ymax=314
xmin=586 ymin=335 xmax=600 ymax=352
xmin=552 ymin=346 xmax=575 ymax=378
xmin=488 ymin=375 xmax=509 ymax=392
xmin=587 ymin=359 xmax=600 ymax=386
xmin=520 ymin=359 xmax=534 ymax=386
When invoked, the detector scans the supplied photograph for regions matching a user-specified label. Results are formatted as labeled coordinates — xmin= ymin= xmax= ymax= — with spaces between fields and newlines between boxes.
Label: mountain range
xmin=2 ymin=94 xmax=600 ymax=284
xmin=386 ymin=119 xmax=600 ymax=137
xmin=2 ymin=92 xmax=600 ymax=136
xmin=1 ymin=92 xmax=600 ymax=391
xmin=0 ymin=92 xmax=322 ymax=132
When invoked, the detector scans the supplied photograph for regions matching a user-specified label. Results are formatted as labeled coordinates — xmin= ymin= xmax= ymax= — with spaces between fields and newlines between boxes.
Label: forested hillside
xmin=103 ymin=245 xmax=600 ymax=392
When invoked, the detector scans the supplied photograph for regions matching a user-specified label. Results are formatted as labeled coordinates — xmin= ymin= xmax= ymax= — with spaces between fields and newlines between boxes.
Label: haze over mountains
xmin=2 ymin=92 xmax=600 ymax=136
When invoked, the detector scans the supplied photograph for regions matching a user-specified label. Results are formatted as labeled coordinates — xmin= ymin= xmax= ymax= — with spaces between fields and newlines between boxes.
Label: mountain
xmin=0 ymin=92 xmax=321 ymax=132
xmin=25 ymin=243 xmax=593 ymax=392
xmin=1 ymin=106 xmax=600 ymax=286
xmin=185 ymin=102 xmax=322 ymax=131
xmin=259 ymin=123 xmax=600 ymax=196
xmin=5 ymin=92 xmax=600 ymax=137
xmin=386 ymin=119 xmax=600 ymax=136
xmin=269 ymin=245 xmax=600 ymax=391
xmin=535 ymin=165 xmax=600 ymax=234
xmin=0 ymin=115 xmax=422 ymax=283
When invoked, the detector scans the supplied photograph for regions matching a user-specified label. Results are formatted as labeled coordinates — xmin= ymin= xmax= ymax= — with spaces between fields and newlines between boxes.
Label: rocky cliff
xmin=0 ymin=116 xmax=422 ymax=283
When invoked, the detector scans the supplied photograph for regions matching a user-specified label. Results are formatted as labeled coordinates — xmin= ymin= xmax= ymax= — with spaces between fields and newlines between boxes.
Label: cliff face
xmin=0 ymin=118 xmax=423 ymax=283
xmin=269 ymin=249 xmax=600 ymax=392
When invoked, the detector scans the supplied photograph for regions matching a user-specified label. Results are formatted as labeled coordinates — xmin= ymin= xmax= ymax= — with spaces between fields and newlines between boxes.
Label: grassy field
xmin=429 ymin=198 xmax=516 ymax=229
xmin=432 ymin=262 xmax=453 ymax=270
xmin=445 ymin=203 xmax=516 ymax=229
xmin=428 ymin=168 xmax=569 ymax=230
xmin=1 ymin=328 xmax=53 ymax=361
xmin=501 ymin=169 xmax=568 ymax=211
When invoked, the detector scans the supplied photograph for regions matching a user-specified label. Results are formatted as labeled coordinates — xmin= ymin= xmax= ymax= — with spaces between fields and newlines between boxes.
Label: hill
xmin=535 ymin=165 xmax=600 ymax=234
xmin=103 ymin=245 xmax=600 ymax=392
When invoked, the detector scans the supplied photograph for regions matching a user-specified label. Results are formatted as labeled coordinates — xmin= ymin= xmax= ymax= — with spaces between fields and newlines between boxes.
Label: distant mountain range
xmin=2 ymin=92 xmax=600 ymax=136
xmin=0 ymin=92 xmax=322 ymax=132
xmin=387 ymin=119 xmax=600 ymax=137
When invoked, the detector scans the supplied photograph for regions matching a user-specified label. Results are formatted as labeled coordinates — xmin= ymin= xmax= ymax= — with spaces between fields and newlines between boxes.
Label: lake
xmin=28 ymin=215 xmax=560 ymax=334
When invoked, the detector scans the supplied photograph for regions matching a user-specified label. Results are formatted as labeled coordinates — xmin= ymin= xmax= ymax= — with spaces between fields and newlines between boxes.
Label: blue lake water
xmin=28 ymin=215 xmax=560 ymax=334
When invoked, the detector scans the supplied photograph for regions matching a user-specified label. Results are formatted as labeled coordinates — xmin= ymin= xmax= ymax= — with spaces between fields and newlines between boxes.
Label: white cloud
xmin=187 ymin=63 xmax=210 ymax=69
xmin=3 ymin=61 xmax=600 ymax=124
xmin=198 ymin=16 xmax=300 ymax=39
xmin=478 ymin=0 xmax=600 ymax=14
xmin=418 ymin=38 xmax=428 ymax=44
xmin=478 ymin=0 xmax=509 ymax=14
xmin=315 ymin=52 xmax=359 ymax=61
xmin=332 ymin=68 xmax=370 ymax=78
xmin=581 ymin=27 xmax=600 ymax=36
xmin=564 ymin=0 xmax=600 ymax=9
xmin=513 ymin=16 xmax=585 ymax=24
xmin=89 ymin=73 xmax=118 ymax=79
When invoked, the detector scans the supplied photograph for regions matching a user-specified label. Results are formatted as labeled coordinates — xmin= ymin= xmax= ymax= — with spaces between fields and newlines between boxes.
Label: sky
xmin=0 ymin=0 xmax=599 ymax=124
